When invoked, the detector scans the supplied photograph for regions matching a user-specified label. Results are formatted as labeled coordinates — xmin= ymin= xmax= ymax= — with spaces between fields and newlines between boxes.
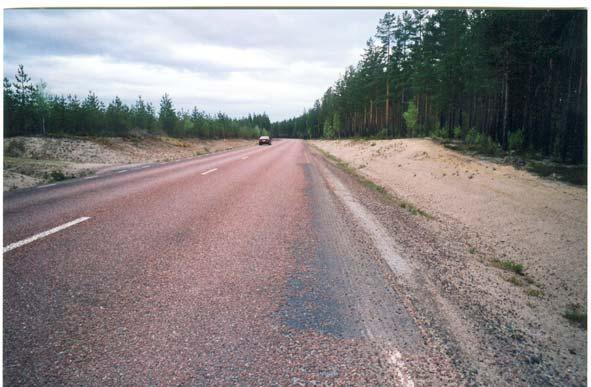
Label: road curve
xmin=3 ymin=139 xmax=455 ymax=385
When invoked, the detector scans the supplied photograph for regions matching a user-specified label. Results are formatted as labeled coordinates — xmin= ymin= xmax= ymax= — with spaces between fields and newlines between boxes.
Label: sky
xmin=4 ymin=9 xmax=388 ymax=121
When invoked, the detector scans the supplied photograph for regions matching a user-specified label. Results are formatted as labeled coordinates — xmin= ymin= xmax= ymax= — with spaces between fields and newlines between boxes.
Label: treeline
xmin=272 ymin=10 xmax=586 ymax=163
xmin=4 ymin=65 xmax=271 ymax=139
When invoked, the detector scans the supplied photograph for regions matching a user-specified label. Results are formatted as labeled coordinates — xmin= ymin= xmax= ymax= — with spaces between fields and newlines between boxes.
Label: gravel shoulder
xmin=3 ymin=136 xmax=254 ymax=191
xmin=309 ymin=139 xmax=587 ymax=385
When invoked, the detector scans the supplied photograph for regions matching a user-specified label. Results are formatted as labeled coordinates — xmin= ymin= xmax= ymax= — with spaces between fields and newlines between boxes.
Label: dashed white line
xmin=201 ymin=168 xmax=218 ymax=175
xmin=38 ymin=183 xmax=57 ymax=189
xmin=3 ymin=217 xmax=91 ymax=253
xmin=116 ymin=169 xmax=128 ymax=174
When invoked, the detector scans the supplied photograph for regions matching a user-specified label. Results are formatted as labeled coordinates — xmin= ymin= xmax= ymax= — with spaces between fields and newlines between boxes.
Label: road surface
xmin=4 ymin=139 xmax=459 ymax=385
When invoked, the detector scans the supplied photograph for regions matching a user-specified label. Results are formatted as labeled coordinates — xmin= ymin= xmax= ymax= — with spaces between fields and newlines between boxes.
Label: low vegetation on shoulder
xmin=312 ymin=145 xmax=432 ymax=219
xmin=45 ymin=170 xmax=71 ymax=182
xmin=491 ymin=258 xmax=525 ymax=275
xmin=526 ymin=288 xmax=544 ymax=298
xmin=399 ymin=201 xmax=432 ymax=218
xmin=507 ymin=275 xmax=524 ymax=286
xmin=563 ymin=303 xmax=587 ymax=329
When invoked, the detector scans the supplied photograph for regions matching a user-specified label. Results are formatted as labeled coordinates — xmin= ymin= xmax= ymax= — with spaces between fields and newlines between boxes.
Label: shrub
xmin=48 ymin=170 xmax=67 ymax=182
xmin=465 ymin=128 xmax=479 ymax=145
xmin=431 ymin=127 xmax=448 ymax=139
xmin=453 ymin=126 xmax=463 ymax=139
xmin=508 ymin=129 xmax=524 ymax=151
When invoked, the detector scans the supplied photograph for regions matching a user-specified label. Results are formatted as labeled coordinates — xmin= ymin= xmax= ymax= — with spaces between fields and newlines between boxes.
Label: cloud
xmin=4 ymin=9 xmax=388 ymax=120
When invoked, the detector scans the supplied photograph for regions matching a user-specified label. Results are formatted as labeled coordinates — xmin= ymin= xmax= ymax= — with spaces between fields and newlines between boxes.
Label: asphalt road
xmin=3 ymin=139 xmax=456 ymax=385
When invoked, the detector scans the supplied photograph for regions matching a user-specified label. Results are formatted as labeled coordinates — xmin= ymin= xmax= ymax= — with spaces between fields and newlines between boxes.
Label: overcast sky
xmin=4 ymin=9 xmax=389 ymax=121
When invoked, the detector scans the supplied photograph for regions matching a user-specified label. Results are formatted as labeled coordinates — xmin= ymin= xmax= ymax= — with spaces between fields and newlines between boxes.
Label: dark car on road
xmin=259 ymin=136 xmax=272 ymax=145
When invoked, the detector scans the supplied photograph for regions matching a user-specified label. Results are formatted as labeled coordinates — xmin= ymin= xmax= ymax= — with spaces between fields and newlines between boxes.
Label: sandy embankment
xmin=3 ymin=136 xmax=254 ymax=191
xmin=312 ymin=138 xmax=586 ymax=316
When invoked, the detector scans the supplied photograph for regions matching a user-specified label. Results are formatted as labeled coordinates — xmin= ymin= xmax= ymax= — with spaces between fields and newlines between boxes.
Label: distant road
xmin=3 ymin=139 xmax=449 ymax=385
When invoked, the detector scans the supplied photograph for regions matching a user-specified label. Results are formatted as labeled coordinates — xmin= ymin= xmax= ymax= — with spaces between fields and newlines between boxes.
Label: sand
xmin=312 ymin=138 xmax=587 ymax=316
xmin=3 ymin=136 xmax=254 ymax=191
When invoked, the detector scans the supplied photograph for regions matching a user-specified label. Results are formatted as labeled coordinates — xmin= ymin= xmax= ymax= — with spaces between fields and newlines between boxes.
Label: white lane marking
xmin=83 ymin=175 xmax=98 ymax=180
xmin=241 ymin=156 xmax=249 ymax=160
xmin=116 ymin=169 xmax=128 ymax=174
xmin=140 ymin=165 xmax=150 ymax=169
xmin=38 ymin=183 xmax=57 ymax=189
xmin=201 ymin=168 xmax=218 ymax=175
xmin=3 ymin=217 xmax=91 ymax=253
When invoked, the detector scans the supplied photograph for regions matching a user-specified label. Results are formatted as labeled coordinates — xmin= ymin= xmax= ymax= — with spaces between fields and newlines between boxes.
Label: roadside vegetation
xmin=272 ymin=10 xmax=585 ymax=168
xmin=563 ymin=303 xmax=587 ymax=329
xmin=311 ymin=144 xmax=432 ymax=219
xmin=4 ymin=65 xmax=271 ymax=140
xmin=491 ymin=258 xmax=525 ymax=276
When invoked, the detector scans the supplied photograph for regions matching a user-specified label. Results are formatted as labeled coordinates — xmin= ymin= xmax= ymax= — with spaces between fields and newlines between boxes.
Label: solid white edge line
xmin=201 ymin=168 xmax=218 ymax=175
xmin=117 ymin=169 xmax=128 ymax=173
xmin=83 ymin=175 xmax=98 ymax=180
xmin=241 ymin=156 xmax=249 ymax=160
xmin=38 ymin=183 xmax=57 ymax=188
xmin=3 ymin=217 xmax=91 ymax=253
xmin=140 ymin=165 xmax=150 ymax=169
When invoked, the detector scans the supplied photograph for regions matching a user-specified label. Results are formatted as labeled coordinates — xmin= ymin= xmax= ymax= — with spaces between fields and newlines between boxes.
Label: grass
xmin=525 ymin=161 xmax=587 ymax=186
xmin=507 ymin=275 xmax=524 ymax=286
xmin=526 ymin=288 xmax=544 ymax=298
xmin=491 ymin=258 xmax=525 ymax=275
xmin=46 ymin=170 xmax=69 ymax=182
xmin=563 ymin=303 xmax=587 ymax=329
xmin=399 ymin=201 xmax=432 ymax=218
xmin=442 ymin=140 xmax=586 ymax=186
xmin=468 ymin=247 xmax=477 ymax=254
xmin=311 ymin=144 xmax=432 ymax=219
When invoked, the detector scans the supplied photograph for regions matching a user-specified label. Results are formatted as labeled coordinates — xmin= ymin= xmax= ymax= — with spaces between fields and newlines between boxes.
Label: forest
xmin=3 ymin=65 xmax=271 ymax=140
xmin=272 ymin=10 xmax=586 ymax=163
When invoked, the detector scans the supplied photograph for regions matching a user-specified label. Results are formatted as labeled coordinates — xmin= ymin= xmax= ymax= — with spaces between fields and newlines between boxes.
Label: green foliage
xmin=491 ymin=259 xmax=525 ymax=275
xmin=271 ymin=10 xmax=586 ymax=163
xmin=3 ymin=66 xmax=270 ymax=140
xmin=431 ymin=127 xmax=449 ymax=139
xmin=403 ymin=101 xmax=418 ymax=135
xmin=465 ymin=128 xmax=479 ymax=145
xmin=508 ymin=129 xmax=524 ymax=151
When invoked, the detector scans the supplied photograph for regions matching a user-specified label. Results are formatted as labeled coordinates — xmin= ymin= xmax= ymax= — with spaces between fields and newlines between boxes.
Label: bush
xmin=465 ymin=128 xmax=479 ymax=145
xmin=431 ymin=127 xmax=448 ymax=139
xmin=47 ymin=170 xmax=68 ymax=182
xmin=374 ymin=128 xmax=388 ymax=139
xmin=508 ymin=129 xmax=524 ymax=151
xmin=453 ymin=126 xmax=463 ymax=139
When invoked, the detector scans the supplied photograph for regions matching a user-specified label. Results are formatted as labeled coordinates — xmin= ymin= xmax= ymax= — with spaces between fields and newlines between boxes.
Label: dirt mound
xmin=312 ymin=139 xmax=587 ymax=375
xmin=3 ymin=136 xmax=254 ymax=191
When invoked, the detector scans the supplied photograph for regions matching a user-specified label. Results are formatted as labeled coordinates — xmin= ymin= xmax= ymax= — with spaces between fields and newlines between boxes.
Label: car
xmin=258 ymin=136 xmax=272 ymax=145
